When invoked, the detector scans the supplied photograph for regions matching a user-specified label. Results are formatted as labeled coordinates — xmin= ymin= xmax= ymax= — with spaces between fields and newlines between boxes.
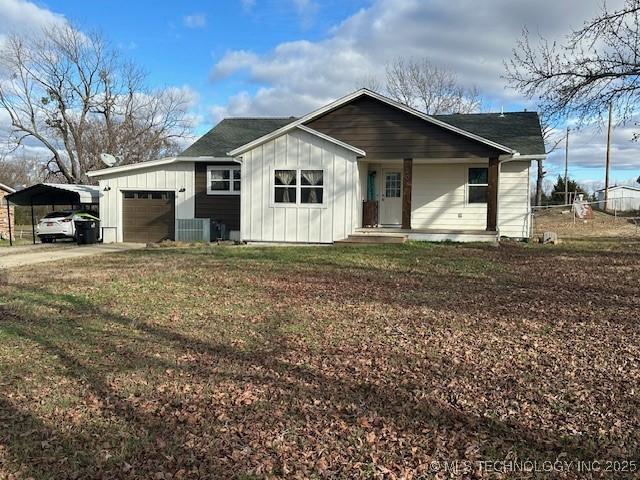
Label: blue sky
xmin=47 ymin=0 xmax=370 ymax=134
xmin=1 ymin=0 xmax=638 ymax=189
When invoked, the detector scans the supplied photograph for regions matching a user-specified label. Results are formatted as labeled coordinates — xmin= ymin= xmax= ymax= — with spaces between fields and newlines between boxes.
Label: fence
xmin=532 ymin=199 xmax=640 ymax=239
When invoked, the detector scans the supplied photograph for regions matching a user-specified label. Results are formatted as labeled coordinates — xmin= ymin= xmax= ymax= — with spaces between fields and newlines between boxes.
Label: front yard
xmin=1 ymin=239 xmax=639 ymax=479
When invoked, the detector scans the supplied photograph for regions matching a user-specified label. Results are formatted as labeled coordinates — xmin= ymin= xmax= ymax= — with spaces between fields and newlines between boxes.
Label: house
xmin=596 ymin=185 xmax=640 ymax=212
xmin=88 ymin=89 xmax=545 ymax=244
xmin=0 ymin=182 xmax=16 ymax=241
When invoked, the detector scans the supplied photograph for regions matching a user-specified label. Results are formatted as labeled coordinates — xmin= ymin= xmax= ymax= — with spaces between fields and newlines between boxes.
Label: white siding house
xmin=240 ymin=129 xmax=362 ymax=243
xmin=89 ymin=89 xmax=544 ymax=244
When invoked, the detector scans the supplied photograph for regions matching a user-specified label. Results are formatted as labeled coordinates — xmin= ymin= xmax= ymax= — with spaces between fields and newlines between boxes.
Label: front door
xmin=380 ymin=169 xmax=402 ymax=225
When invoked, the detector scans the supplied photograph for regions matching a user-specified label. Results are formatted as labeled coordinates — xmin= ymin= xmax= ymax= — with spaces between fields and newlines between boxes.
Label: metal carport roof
xmin=5 ymin=183 xmax=100 ymax=206
xmin=4 ymin=183 xmax=100 ymax=247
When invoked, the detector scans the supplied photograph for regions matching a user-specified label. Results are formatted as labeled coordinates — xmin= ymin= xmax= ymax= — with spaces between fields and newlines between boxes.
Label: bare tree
xmin=0 ymin=24 xmax=193 ymax=184
xmin=385 ymin=58 xmax=481 ymax=114
xmin=355 ymin=74 xmax=383 ymax=93
xmin=534 ymin=112 xmax=565 ymax=206
xmin=505 ymin=0 xmax=640 ymax=131
xmin=0 ymin=156 xmax=44 ymax=189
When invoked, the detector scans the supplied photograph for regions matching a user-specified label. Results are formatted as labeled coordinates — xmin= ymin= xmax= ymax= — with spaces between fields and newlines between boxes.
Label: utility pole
xmin=564 ymin=127 xmax=570 ymax=205
xmin=604 ymin=102 xmax=612 ymax=211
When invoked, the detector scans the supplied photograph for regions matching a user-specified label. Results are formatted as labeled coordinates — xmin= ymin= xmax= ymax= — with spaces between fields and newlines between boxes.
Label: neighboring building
xmin=0 ymin=182 xmax=16 ymax=240
xmin=596 ymin=185 xmax=640 ymax=212
xmin=88 ymin=89 xmax=545 ymax=244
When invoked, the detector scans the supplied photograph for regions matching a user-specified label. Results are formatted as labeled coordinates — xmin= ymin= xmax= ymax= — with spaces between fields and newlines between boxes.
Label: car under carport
xmin=4 ymin=183 xmax=100 ymax=246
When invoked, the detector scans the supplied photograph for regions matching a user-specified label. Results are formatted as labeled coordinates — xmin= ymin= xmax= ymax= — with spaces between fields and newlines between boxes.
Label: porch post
xmin=402 ymin=158 xmax=412 ymax=230
xmin=486 ymin=156 xmax=499 ymax=232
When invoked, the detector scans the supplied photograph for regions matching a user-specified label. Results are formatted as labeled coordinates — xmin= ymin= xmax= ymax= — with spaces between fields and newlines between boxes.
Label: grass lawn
xmin=1 ymin=239 xmax=639 ymax=479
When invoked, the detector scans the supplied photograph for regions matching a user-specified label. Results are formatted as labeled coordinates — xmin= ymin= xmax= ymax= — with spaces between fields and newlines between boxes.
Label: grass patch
xmin=0 ymin=239 xmax=639 ymax=478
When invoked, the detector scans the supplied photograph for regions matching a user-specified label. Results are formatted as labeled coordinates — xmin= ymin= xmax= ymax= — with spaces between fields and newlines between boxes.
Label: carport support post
xmin=6 ymin=201 xmax=12 ymax=247
xmin=30 ymin=199 xmax=36 ymax=245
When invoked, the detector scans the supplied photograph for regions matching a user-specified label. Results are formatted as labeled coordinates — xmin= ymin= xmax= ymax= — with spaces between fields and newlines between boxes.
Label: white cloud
xmin=0 ymin=0 xmax=66 ymax=33
xmin=183 ymin=13 xmax=207 ymax=29
xmin=0 ymin=0 xmax=67 ymax=47
xmin=291 ymin=0 xmax=319 ymax=28
xmin=210 ymin=0 xmax=626 ymax=116
xmin=546 ymin=120 xmax=640 ymax=173
xmin=240 ymin=0 xmax=256 ymax=12
xmin=208 ymin=0 xmax=638 ymax=176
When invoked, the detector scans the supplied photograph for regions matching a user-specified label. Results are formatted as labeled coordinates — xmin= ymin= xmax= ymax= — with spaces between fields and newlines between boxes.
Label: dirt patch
xmin=533 ymin=208 xmax=639 ymax=239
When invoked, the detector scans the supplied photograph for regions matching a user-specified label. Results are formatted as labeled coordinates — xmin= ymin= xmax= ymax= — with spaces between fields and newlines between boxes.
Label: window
xmin=274 ymin=170 xmax=297 ymax=203
xmin=274 ymin=169 xmax=325 ymax=205
xmin=468 ymin=167 xmax=488 ymax=204
xmin=384 ymin=172 xmax=401 ymax=198
xmin=123 ymin=191 xmax=171 ymax=200
xmin=207 ymin=166 xmax=241 ymax=195
xmin=300 ymin=170 xmax=323 ymax=204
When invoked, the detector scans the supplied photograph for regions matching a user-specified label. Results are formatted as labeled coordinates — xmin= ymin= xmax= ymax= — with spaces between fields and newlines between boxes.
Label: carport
xmin=4 ymin=183 xmax=100 ymax=246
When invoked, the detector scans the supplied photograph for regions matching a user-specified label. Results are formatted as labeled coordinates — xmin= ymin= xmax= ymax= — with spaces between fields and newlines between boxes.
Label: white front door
xmin=380 ymin=169 xmax=402 ymax=225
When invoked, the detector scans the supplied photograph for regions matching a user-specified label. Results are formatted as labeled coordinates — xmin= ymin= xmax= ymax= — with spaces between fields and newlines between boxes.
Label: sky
xmin=0 ymin=0 xmax=638 ymax=190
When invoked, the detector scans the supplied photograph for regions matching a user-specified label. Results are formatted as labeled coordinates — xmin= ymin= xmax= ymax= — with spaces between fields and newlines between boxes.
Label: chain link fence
xmin=532 ymin=197 xmax=640 ymax=239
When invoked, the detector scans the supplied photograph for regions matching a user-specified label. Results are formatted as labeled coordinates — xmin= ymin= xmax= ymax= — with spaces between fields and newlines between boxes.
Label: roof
xmin=434 ymin=112 xmax=545 ymax=156
xmin=6 ymin=183 xmax=100 ymax=206
xmin=180 ymin=117 xmax=296 ymax=157
xmin=596 ymin=185 xmax=640 ymax=192
xmin=87 ymin=156 xmax=239 ymax=178
xmin=228 ymin=89 xmax=525 ymax=157
xmin=0 ymin=182 xmax=16 ymax=194
xmin=296 ymin=125 xmax=366 ymax=156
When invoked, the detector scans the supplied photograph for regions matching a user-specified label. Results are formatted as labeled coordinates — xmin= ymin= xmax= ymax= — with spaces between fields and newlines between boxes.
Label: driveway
xmin=0 ymin=243 xmax=145 ymax=269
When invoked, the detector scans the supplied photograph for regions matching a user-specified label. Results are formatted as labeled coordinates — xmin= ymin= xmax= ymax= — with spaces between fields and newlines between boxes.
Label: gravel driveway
xmin=0 ymin=243 xmax=145 ymax=269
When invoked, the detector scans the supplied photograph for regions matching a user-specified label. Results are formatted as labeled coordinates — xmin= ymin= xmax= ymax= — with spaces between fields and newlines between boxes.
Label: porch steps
xmin=336 ymin=233 xmax=408 ymax=244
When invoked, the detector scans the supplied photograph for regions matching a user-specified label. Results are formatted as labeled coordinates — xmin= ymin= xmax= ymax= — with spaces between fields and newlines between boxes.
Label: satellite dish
xmin=100 ymin=153 xmax=119 ymax=167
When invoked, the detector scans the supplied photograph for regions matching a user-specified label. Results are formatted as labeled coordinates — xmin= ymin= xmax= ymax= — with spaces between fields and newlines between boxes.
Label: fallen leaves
xmin=0 ymin=240 xmax=638 ymax=479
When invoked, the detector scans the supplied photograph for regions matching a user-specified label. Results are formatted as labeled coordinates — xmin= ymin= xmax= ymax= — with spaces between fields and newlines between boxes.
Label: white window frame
xmin=467 ymin=166 xmax=489 ymax=205
xmin=271 ymin=168 xmax=326 ymax=208
xmin=207 ymin=166 xmax=241 ymax=195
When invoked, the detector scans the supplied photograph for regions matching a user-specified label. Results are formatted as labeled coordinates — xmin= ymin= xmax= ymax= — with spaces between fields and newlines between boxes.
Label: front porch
xmin=359 ymin=158 xmax=500 ymax=238
xmin=337 ymin=227 xmax=498 ymax=244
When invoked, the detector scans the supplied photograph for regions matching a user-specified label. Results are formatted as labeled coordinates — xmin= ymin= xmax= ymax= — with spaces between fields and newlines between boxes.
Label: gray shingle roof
xmin=180 ymin=117 xmax=296 ymax=157
xmin=434 ymin=111 xmax=545 ymax=156
xmin=181 ymin=111 xmax=545 ymax=158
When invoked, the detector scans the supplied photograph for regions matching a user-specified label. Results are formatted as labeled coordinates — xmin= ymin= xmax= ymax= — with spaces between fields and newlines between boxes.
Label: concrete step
xmin=336 ymin=234 xmax=407 ymax=244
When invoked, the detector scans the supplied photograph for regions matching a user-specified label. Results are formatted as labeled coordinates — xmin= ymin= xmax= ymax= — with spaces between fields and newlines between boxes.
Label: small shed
xmin=4 ymin=183 xmax=100 ymax=245
xmin=596 ymin=185 xmax=640 ymax=212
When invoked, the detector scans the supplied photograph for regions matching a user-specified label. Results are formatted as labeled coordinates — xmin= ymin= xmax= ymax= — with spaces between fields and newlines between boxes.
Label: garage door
xmin=123 ymin=191 xmax=175 ymax=243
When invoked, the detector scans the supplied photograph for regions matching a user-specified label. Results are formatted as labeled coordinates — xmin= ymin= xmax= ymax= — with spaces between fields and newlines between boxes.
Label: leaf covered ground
xmin=0 ymin=239 xmax=639 ymax=479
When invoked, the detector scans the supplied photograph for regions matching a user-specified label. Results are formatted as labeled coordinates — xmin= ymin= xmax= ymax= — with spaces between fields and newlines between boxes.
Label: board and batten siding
xmin=98 ymin=162 xmax=195 ymax=243
xmin=410 ymin=160 xmax=531 ymax=237
xmin=240 ymin=129 xmax=361 ymax=243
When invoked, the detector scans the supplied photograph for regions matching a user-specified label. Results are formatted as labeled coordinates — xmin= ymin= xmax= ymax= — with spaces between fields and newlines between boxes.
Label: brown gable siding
xmin=305 ymin=95 xmax=501 ymax=159
xmin=194 ymin=162 xmax=240 ymax=231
